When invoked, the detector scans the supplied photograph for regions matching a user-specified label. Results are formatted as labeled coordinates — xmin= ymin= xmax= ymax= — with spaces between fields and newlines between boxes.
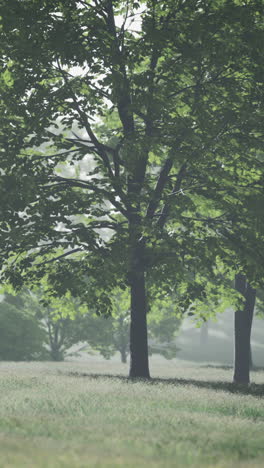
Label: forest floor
xmin=0 ymin=358 xmax=264 ymax=468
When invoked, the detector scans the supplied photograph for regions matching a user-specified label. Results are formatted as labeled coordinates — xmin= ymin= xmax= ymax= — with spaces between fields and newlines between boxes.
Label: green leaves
xmin=2 ymin=68 xmax=14 ymax=87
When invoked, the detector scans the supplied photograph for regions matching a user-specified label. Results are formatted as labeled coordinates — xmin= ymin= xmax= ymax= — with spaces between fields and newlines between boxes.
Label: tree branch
xmin=146 ymin=158 xmax=173 ymax=219
xmin=28 ymin=149 xmax=78 ymax=160
xmin=45 ymin=176 xmax=92 ymax=190
xmin=45 ymin=175 xmax=129 ymax=218
xmin=56 ymin=61 xmax=114 ymax=177
xmin=37 ymin=248 xmax=83 ymax=266
xmin=180 ymin=213 xmax=228 ymax=223
xmin=157 ymin=162 xmax=187 ymax=229
xmin=105 ymin=0 xmax=135 ymax=137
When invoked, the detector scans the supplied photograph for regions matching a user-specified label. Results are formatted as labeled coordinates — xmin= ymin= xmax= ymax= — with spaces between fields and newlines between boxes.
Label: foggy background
xmin=177 ymin=310 xmax=264 ymax=367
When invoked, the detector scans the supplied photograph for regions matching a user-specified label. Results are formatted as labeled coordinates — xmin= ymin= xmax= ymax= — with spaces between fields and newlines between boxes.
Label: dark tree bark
xmin=233 ymin=274 xmax=256 ymax=384
xmin=249 ymin=344 xmax=254 ymax=370
xmin=129 ymin=226 xmax=150 ymax=378
xmin=129 ymin=267 xmax=150 ymax=378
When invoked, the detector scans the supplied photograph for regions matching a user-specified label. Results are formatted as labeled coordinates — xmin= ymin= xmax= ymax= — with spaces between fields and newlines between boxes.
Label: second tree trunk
xmin=233 ymin=274 xmax=256 ymax=384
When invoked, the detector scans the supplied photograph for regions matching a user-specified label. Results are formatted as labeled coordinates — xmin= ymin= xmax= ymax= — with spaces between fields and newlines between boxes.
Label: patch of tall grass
xmin=0 ymin=360 xmax=264 ymax=467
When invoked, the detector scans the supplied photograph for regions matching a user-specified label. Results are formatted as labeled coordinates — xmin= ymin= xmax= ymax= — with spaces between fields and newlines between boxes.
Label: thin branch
xmin=119 ymin=0 xmax=130 ymax=51
xmin=166 ymin=67 xmax=233 ymax=99
xmin=48 ymin=175 xmax=92 ymax=185
xmin=28 ymin=149 xmax=78 ymax=160
xmin=70 ymin=131 xmax=118 ymax=155
xmin=56 ymin=66 xmax=128 ymax=206
xmin=45 ymin=175 xmax=129 ymax=217
xmin=44 ymin=178 xmax=92 ymax=190
xmin=36 ymin=248 xmax=83 ymax=266
xmin=88 ymin=82 xmax=111 ymax=99
xmin=105 ymin=0 xmax=135 ymax=137
xmin=146 ymin=158 xmax=173 ymax=219
xmin=157 ymin=162 xmax=187 ymax=229
xmin=56 ymin=60 xmax=114 ymax=177
xmin=77 ymin=0 xmax=108 ymax=19
xmin=180 ymin=213 xmax=228 ymax=223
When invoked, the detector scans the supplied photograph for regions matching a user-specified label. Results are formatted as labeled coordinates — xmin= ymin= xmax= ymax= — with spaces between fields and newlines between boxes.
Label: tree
xmin=21 ymin=288 xmax=106 ymax=361
xmin=3 ymin=287 xmax=96 ymax=361
xmin=0 ymin=301 xmax=46 ymax=361
xmin=27 ymin=292 xmax=90 ymax=361
xmin=83 ymin=291 xmax=181 ymax=363
xmin=1 ymin=0 xmax=264 ymax=378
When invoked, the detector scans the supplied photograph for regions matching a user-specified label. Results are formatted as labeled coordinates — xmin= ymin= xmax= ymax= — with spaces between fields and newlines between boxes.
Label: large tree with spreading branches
xmin=1 ymin=0 xmax=264 ymax=378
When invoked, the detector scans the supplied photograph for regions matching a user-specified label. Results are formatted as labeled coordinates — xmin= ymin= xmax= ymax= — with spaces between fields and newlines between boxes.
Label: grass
xmin=0 ymin=359 xmax=264 ymax=467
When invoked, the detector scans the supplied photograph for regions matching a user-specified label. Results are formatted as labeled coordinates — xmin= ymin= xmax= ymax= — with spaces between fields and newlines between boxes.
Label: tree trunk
xmin=50 ymin=346 xmax=64 ymax=361
xmin=49 ymin=321 xmax=64 ymax=361
xmin=249 ymin=344 xmax=254 ymax=370
xmin=233 ymin=274 xmax=256 ymax=384
xmin=120 ymin=348 xmax=127 ymax=363
xmin=129 ymin=233 xmax=150 ymax=378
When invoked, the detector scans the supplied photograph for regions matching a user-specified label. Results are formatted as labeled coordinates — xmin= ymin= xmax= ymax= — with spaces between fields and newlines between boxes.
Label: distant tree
xmin=3 ymin=288 xmax=93 ymax=361
xmin=21 ymin=289 xmax=97 ymax=361
xmin=0 ymin=301 xmax=46 ymax=361
xmin=36 ymin=304 xmax=88 ymax=361
xmin=84 ymin=291 xmax=181 ymax=363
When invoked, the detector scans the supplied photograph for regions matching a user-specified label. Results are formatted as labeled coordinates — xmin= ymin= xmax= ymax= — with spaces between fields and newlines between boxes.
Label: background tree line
xmin=0 ymin=286 xmax=181 ymax=362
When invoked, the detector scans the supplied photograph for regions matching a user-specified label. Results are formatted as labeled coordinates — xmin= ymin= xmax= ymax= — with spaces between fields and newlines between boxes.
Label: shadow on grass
xmin=201 ymin=364 xmax=264 ymax=372
xmin=66 ymin=371 xmax=264 ymax=397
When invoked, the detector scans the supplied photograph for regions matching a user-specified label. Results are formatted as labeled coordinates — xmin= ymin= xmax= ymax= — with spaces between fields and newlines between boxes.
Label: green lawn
xmin=0 ymin=359 xmax=264 ymax=467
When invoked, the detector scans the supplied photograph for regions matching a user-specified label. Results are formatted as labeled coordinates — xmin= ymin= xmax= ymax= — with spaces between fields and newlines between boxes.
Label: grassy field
xmin=0 ymin=358 xmax=264 ymax=468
